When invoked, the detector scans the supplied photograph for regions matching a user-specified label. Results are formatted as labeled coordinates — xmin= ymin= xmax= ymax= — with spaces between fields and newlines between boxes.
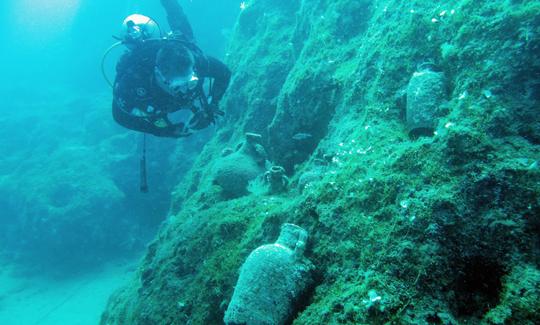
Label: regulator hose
xmin=100 ymin=41 xmax=123 ymax=89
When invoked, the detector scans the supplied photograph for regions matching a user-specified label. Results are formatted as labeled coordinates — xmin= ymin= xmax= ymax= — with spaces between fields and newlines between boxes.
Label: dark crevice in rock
xmin=449 ymin=256 xmax=506 ymax=318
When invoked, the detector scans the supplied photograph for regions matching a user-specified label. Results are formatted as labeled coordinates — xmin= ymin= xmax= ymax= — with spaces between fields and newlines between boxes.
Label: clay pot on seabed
xmin=224 ymin=223 xmax=314 ymax=325
xmin=213 ymin=133 xmax=268 ymax=198
xmin=406 ymin=64 xmax=446 ymax=137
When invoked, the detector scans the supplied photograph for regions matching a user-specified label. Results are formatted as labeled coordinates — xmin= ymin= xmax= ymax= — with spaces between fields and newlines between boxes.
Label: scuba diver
xmin=110 ymin=0 xmax=231 ymax=138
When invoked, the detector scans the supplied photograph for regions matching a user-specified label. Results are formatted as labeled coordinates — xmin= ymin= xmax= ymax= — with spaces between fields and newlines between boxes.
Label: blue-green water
xmin=0 ymin=1 xmax=240 ymax=323
xmin=2 ymin=0 xmax=539 ymax=324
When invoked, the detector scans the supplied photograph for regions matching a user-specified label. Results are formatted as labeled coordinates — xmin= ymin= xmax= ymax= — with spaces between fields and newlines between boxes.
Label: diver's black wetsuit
xmin=112 ymin=0 xmax=231 ymax=137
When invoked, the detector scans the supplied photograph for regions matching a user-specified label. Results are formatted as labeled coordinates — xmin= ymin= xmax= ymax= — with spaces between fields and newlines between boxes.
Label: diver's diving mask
xmin=155 ymin=67 xmax=199 ymax=97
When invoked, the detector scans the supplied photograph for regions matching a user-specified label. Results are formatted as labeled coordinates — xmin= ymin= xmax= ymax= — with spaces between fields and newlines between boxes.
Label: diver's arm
xmin=160 ymin=0 xmax=194 ymax=41
xmin=205 ymin=56 xmax=231 ymax=104
xmin=182 ymin=56 xmax=230 ymax=130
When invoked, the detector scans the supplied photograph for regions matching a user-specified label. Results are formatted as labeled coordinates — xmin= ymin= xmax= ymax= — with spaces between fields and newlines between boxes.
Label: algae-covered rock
xmin=484 ymin=265 xmax=540 ymax=324
xmin=101 ymin=0 xmax=540 ymax=324
xmin=268 ymin=68 xmax=340 ymax=172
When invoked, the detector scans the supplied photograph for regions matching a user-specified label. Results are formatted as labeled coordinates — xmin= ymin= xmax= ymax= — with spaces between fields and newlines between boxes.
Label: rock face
xmin=224 ymin=224 xmax=313 ymax=325
xmin=101 ymin=1 xmax=540 ymax=324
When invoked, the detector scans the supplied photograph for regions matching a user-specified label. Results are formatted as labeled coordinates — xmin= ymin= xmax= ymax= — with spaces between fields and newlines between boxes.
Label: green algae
xmin=101 ymin=0 xmax=540 ymax=324
xmin=484 ymin=264 xmax=540 ymax=325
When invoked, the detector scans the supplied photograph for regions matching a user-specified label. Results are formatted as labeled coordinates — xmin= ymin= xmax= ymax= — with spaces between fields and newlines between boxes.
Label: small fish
xmin=528 ymin=160 xmax=538 ymax=170
xmin=292 ymin=133 xmax=313 ymax=141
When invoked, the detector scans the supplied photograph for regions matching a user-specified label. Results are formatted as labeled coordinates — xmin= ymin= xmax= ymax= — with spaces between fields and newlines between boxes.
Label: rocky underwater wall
xmin=101 ymin=0 xmax=540 ymax=324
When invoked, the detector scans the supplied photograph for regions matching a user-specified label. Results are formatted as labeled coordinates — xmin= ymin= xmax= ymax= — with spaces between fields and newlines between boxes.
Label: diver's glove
xmin=188 ymin=110 xmax=213 ymax=130
xmin=172 ymin=122 xmax=192 ymax=138
xmin=188 ymin=103 xmax=224 ymax=130
xmin=210 ymin=103 xmax=225 ymax=118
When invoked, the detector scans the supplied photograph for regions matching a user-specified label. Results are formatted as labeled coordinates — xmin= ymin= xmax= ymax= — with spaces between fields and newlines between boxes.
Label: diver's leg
xmin=160 ymin=0 xmax=194 ymax=41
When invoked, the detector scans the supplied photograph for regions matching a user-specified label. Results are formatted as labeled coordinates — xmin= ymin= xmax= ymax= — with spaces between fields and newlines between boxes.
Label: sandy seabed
xmin=0 ymin=260 xmax=136 ymax=325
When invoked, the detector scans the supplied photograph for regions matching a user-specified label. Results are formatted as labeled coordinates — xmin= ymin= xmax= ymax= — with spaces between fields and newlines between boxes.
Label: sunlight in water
xmin=13 ymin=0 xmax=82 ymax=39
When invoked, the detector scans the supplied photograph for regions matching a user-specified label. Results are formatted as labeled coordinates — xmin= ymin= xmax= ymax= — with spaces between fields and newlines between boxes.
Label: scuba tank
xmin=101 ymin=14 xmax=163 ymax=88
